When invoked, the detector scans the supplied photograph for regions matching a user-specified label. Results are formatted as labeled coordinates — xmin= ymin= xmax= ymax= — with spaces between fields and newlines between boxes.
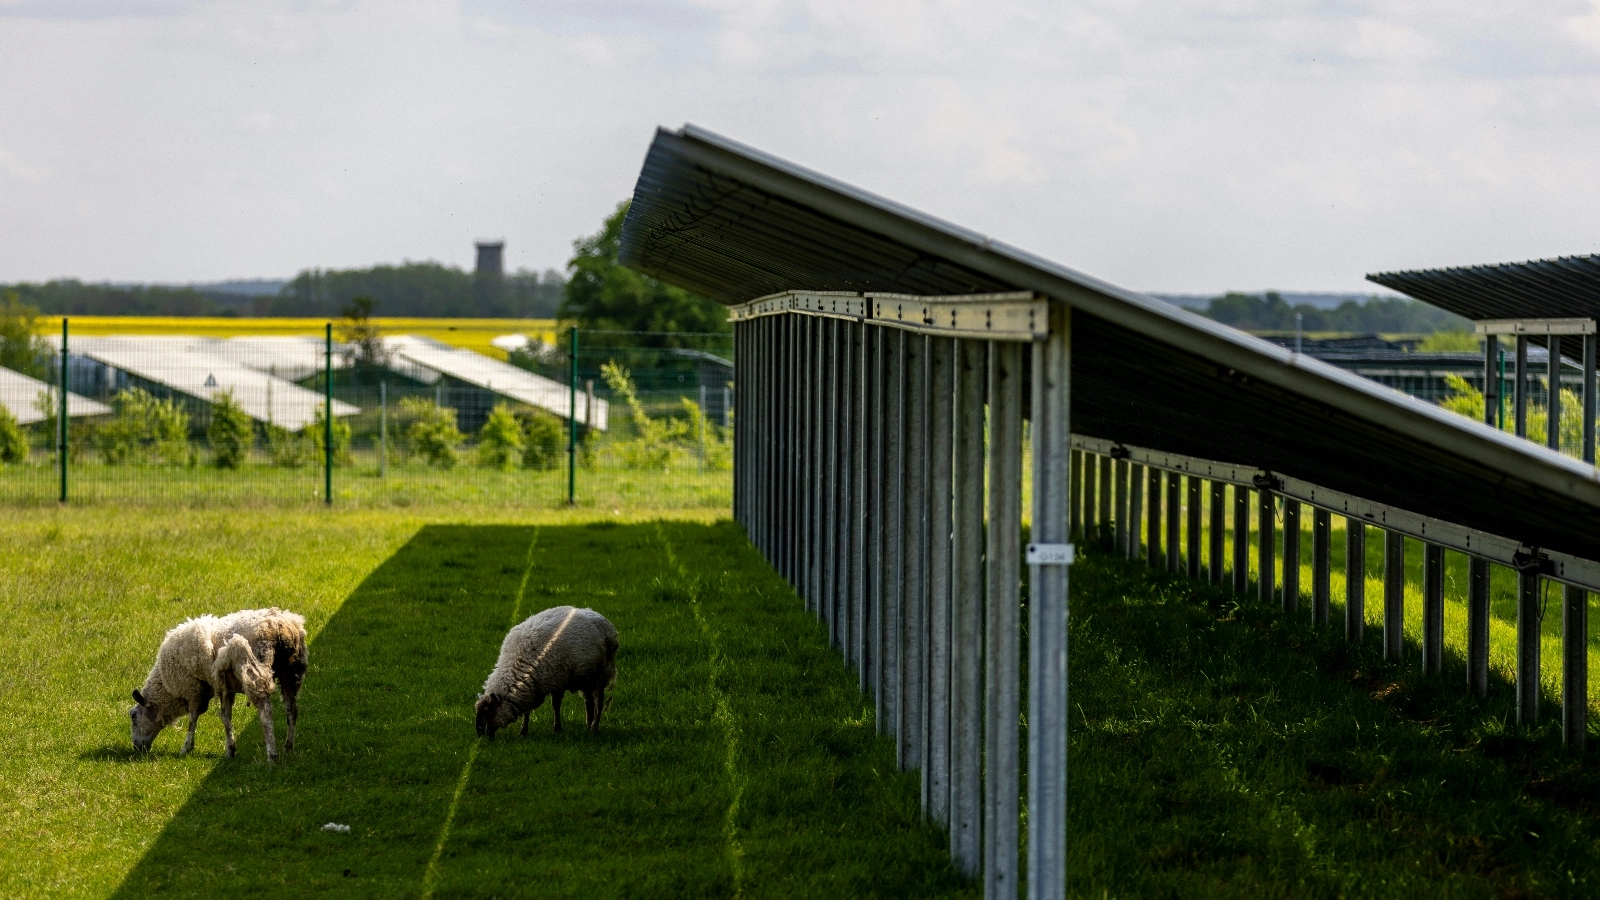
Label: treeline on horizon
xmin=1 ymin=262 xmax=566 ymax=319
xmin=1186 ymin=291 xmax=1470 ymax=333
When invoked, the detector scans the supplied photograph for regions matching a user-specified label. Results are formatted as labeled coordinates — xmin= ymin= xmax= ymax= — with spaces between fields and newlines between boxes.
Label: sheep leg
xmin=256 ymin=698 xmax=278 ymax=762
xmin=551 ymin=693 xmax=563 ymax=733
xmin=520 ymin=711 xmax=531 ymax=736
xmin=280 ymin=675 xmax=300 ymax=751
xmin=182 ymin=702 xmax=203 ymax=755
xmin=591 ymin=684 xmax=606 ymax=733
xmin=219 ymin=693 xmax=238 ymax=758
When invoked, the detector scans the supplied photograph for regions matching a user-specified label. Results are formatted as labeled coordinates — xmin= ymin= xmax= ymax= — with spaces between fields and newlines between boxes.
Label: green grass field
xmin=0 ymin=506 xmax=964 ymax=898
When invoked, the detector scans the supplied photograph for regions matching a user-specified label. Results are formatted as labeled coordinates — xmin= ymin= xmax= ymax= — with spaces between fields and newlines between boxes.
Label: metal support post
xmin=567 ymin=326 xmax=577 ymax=505
xmin=1468 ymin=558 xmax=1491 ymax=697
xmin=1209 ymin=480 xmax=1225 ymax=586
xmin=984 ymin=341 xmax=1023 ymax=900
xmin=1114 ymin=458 xmax=1128 ymax=555
xmin=1423 ymin=544 xmax=1444 ymax=675
xmin=1165 ymin=472 xmax=1181 ymax=574
xmin=1097 ymin=452 xmax=1112 ymax=546
xmin=1346 ymin=519 xmax=1365 ymax=643
xmin=1258 ymin=486 xmax=1275 ymax=604
xmin=834 ymin=321 xmax=852 ymax=652
xmin=1564 ymin=585 xmax=1588 ymax=749
xmin=869 ymin=326 xmax=888 ymax=701
xmin=880 ymin=328 xmax=904 ymax=738
xmin=1517 ymin=569 xmax=1541 ymax=726
xmin=822 ymin=320 xmax=838 ymax=634
xmin=1515 ymin=335 xmax=1529 ymax=438
xmin=1586 ymin=333 xmax=1597 ymax=464
xmin=1282 ymin=500 xmax=1300 ymax=612
xmin=854 ymin=323 xmax=870 ymax=685
xmin=1082 ymin=454 xmax=1097 ymax=543
xmin=58 ymin=318 xmax=68 ymax=504
xmin=1027 ymin=304 xmax=1070 ymax=900
xmin=1549 ymin=335 xmax=1563 ymax=452
xmin=379 ymin=381 xmax=388 ymax=479
xmin=901 ymin=334 xmax=929 ymax=772
xmin=1070 ymin=450 xmax=1083 ymax=539
xmin=1147 ymin=467 xmax=1163 ymax=569
xmin=1233 ymin=485 xmax=1249 ymax=595
xmin=1186 ymin=475 xmax=1201 ymax=580
xmin=1129 ymin=463 xmax=1144 ymax=560
xmin=324 ymin=323 xmax=333 ymax=507
xmin=1384 ymin=530 xmax=1404 ymax=662
xmin=1312 ymin=509 xmax=1330 ymax=626
xmin=1484 ymin=334 xmax=1500 ymax=429
xmin=928 ymin=337 xmax=955 ymax=824
xmin=812 ymin=318 xmax=826 ymax=616
xmin=950 ymin=338 xmax=986 ymax=876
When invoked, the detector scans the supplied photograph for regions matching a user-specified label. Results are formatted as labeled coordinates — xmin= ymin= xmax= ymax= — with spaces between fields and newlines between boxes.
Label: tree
xmin=1 ymin=290 xmax=50 ymax=378
xmin=337 ymin=295 xmax=390 ymax=368
xmin=559 ymin=201 xmax=728 ymax=347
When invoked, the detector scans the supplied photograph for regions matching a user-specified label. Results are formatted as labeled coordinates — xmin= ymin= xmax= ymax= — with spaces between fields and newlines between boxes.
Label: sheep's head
xmin=129 ymin=690 xmax=167 ymax=751
xmin=475 ymin=692 xmax=513 ymax=738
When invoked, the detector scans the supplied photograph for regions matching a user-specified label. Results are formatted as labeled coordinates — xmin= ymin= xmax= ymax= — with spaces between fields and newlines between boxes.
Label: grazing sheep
xmin=475 ymin=606 xmax=617 ymax=739
xmin=129 ymin=607 xmax=308 ymax=760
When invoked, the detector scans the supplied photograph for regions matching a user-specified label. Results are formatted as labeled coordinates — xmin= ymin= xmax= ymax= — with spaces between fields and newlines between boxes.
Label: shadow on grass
xmin=1068 ymin=546 xmax=1600 ymax=897
xmin=109 ymin=521 xmax=967 ymax=900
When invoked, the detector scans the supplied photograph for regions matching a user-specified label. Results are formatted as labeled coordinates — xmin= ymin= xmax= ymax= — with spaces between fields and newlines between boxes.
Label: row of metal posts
xmin=733 ymin=306 xmax=1072 ymax=899
xmin=1070 ymin=447 xmax=1589 ymax=748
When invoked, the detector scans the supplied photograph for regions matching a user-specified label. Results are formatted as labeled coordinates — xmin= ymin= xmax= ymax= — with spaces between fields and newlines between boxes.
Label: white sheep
xmin=475 ymin=605 xmax=617 ymax=739
xmin=129 ymin=607 xmax=308 ymax=761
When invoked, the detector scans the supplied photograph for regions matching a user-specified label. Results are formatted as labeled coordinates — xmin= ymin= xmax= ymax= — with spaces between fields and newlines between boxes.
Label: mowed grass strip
xmin=1068 ymin=546 xmax=1600 ymax=898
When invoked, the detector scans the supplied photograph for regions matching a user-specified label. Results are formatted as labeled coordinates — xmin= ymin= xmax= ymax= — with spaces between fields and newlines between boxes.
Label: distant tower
xmin=474 ymin=240 xmax=506 ymax=311
xmin=475 ymin=241 xmax=505 ymax=278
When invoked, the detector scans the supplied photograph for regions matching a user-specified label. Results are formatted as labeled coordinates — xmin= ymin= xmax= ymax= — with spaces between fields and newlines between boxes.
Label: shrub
xmin=0 ymin=403 xmax=28 ymax=463
xmin=304 ymin=404 xmax=353 ymax=467
xmin=207 ymin=391 xmax=254 ymax=469
xmin=400 ymin=396 xmax=462 ymax=468
xmin=95 ymin=388 xmax=190 ymax=465
xmin=521 ymin=410 xmax=565 ymax=470
xmin=477 ymin=403 xmax=524 ymax=469
xmin=1440 ymin=373 xmax=1582 ymax=454
xmin=266 ymin=424 xmax=311 ymax=468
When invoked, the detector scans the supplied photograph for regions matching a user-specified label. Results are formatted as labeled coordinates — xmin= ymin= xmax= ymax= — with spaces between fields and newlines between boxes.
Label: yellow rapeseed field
xmin=51 ymin=316 xmax=559 ymax=360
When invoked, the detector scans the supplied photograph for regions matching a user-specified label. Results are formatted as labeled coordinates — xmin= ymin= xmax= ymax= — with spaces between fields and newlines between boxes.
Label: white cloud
xmin=0 ymin=0 xmax=1598 ymax=290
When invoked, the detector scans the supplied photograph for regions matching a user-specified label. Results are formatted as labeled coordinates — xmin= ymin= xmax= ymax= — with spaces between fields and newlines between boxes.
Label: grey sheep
xmin=475 ymin=605 xmax=617 ymax=738
xmin=130 ymin=607 xmax=308 ymax=760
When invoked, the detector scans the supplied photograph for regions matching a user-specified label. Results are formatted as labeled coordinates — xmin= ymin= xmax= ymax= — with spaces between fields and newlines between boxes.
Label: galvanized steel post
xmin=853 ymin=322 xmax=870 ymax=684
xmin=949 ymin=338 xmax=986 ymax=877
xmin=1564 ymin=585 xmax=1587 ymax=748
xmin=1129 ymin=463 xmax=1144 ymax=560
xmin=1484 ymin=334 xmax=1500 ymax=429
xmin=1209 ymin=481 xmax=1225 ymax=586
xmin=58 ymin=318 xmax=68 ymax=504
xmin=1468 ymin=558 xmax=1491 ymax=696
xmin=1515 ymin=335 xmax=1529 ymax=438
xmin=927 ymin=336 xmax=955 ymax=824
xmin=1423 ymin=544 xmax=1444 ymax=675
xmin=1114 ymin=457 xmax=1128 ymax=555
xmin=1517 ymin=569 xmax=1541 ymax=725
xmin=1233 ymin=486 xmax=1250 ymax=595
xmin=901 ymin=333 xmax=929 ymax=773
xmin=1282 ymin=500 xmax=1301 ymax=613
xmin=881 ymin=330 xmax=904 ymax=740
xmin=1083 ymin=454 xmax=1098 ymax=543
xmin=1146 ymin=467 xmax=1163 ymax=569
xmin=1027 ymin=303 xmax=1070 ymax=900
xmin=1585 ymin=333 xmax=1597 ymax=464
xmin=1070 ymin=450 xmax=1083 ymax=539
xmin=870 ymin=325 xmax=888 ymax=708
xmin=1186 ymin=476 xmax=1202 ymax=580
xmin=1346 ymin=519 xmax=1366 ymax=642
xmin=1312 ymin=509 xmax=1330 ymax=626
xmin=1097 ymin=452 xmax=1112 ymax=546
xmin=984 ymin=340 xmax=1023 ymax=900
xmin=325 ymin=323 xmax=334 ymax=507
xmin=1165 ymin=473 xmax=1181 ymax=573
xmin=1257 ymin=484 xmax=1275 ymax=603
xmin=1384 ymin=531 xmax=1405 ymax=662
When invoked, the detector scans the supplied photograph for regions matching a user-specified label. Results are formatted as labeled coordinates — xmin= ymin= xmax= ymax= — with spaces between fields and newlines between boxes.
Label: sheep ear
xmin=133 ymin=689 xmax=147 ymax=707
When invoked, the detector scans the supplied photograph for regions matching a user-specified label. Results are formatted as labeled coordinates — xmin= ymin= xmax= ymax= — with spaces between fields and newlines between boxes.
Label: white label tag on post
xmin=1026 ymin=543 xmax=1075 ymax=566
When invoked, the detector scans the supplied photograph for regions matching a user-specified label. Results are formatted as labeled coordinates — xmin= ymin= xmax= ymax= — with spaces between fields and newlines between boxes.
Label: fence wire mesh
xmin=0 ymin=324 xmax=733 ymax=509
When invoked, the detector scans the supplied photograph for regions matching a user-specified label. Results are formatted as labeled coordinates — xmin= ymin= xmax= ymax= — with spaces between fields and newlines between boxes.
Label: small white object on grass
xmin=322 ymin=823 xmax=351 ymax=833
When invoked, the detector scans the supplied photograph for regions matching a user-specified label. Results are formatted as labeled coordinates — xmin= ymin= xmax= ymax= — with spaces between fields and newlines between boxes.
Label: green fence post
xmin=325 ymin=323 xmax=333 ymax=506
xmin=59 ymin=317 xmax=68 ymax=504
xmin=568 ymin=326 xmax=578 ymax=506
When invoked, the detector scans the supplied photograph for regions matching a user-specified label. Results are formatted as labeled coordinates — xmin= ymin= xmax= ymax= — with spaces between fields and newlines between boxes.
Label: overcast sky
xmin=2 ymin=0 xmax=1598 ymax=294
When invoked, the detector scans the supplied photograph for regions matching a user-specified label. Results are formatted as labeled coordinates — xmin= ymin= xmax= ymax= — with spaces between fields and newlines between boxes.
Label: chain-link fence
xmin=0 ymin=323 xmax=733 ymax=509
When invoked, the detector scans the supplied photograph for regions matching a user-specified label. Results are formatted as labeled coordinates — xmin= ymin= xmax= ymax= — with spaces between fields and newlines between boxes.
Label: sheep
xmin=129 ymin=607 xmax=308 ymax=761
xmin=475 ymin=605 xmax=617 ymax=739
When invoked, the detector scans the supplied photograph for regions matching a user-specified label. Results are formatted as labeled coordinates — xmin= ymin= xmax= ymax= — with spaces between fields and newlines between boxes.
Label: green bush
xmin=304 ymin=404 xmax=353 ymax=467
xmin=0 ymin=404 xmax=28 ymax=463
xmin=520 ymin=410 xmax=564 ymax=470
xmin=207 ymin=391 xmax=254 ymax=469
xmin=265 ymin=425 xmax=311 ymax=468
xmin=400 ymin=396 xmax=463 ymax=468
xmin=476 ymin=403 xmax=524 ymax=469
xmin=95 ymin=388 xmax=190 ymax=465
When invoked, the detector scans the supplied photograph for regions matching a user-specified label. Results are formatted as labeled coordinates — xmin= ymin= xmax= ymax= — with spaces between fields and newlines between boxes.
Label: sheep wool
xmin=476 ymin=606 xmax=618 ymax=738
xmin=131 ymin=607 xmax=308 ymax=760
